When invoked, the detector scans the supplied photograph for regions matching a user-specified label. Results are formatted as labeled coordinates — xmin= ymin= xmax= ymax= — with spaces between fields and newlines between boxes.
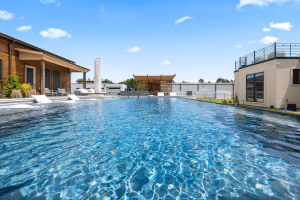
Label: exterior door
xmin=25 ymin=66 xmax=36 ymax=89
xmin=45 ymin=70 xmax=50 ymax=89
xmin=53 ymin=71 xmax=60 ymax=90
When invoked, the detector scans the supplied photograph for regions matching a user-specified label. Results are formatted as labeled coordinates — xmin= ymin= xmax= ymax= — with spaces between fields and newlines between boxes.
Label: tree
xmin=119 ymin=78 xmax=137 ymax=91
xmin=216 ymin=77 xmax=230 ymax=83
xmin=198 ymin=78 xmax=204 ymax=83
xmin=3 ymin=75 xmax=24 ymax=97
xmin=102 ymin=79 xmax=113 ymax=83
xmin=76 ymin=78 xmax=83 ymax=83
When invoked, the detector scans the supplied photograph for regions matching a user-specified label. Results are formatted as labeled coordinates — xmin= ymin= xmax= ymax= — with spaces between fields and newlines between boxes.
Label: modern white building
xmin=234 ymin=43 xmax=300 ymax=109
xmin=71 ymin=83 xmax=127 ymax=95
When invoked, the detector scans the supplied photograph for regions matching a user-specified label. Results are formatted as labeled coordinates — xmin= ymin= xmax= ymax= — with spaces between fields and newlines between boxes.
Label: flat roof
xmin=134 ymin=75 xmax=176 ymax=81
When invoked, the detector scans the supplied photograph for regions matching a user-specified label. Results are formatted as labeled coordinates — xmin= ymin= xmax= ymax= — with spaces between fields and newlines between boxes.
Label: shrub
xmin=3 ymin=75 xmax=24 ymax=97
xmin=22 ymin=83 xmax=32 ymax=96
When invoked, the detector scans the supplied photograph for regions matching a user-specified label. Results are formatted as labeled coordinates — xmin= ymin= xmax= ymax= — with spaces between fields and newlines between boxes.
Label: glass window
xmin=246 ymin=72 xmax=264 ymax=103
xmin=246 ymin=74 xmax=254 ymax=102
xmin=255 ymin=73 xmax=264 ymax=103
xmin=293 ymin=69 xmax=300 ymax=84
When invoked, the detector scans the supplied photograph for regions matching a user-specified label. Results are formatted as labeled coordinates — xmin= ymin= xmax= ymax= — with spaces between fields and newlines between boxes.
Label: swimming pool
xmin=0 ymin=98 xmax=300 ymax=199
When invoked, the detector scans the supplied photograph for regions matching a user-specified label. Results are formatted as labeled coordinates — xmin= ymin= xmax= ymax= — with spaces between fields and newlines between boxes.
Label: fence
xmin=175 ymin=92 xmax=233 ymax=99
xmin=235 ymin=43 xmax=300 ymax=70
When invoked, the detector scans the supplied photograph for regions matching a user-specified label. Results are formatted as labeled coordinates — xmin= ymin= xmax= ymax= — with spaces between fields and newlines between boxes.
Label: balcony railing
xmin=235 ymin=43 xmax=300 ymax=71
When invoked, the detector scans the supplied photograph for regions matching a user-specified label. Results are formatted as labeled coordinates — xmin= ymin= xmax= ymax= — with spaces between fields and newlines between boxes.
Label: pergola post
xmin=83 ymin=72 xmax=86 ymax=89
xmin=41 ymin=60 xmax=45 ymax=95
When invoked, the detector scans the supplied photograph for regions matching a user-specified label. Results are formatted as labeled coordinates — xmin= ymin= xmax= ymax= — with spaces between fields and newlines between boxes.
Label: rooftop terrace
xmin=235 ymin=43 xmax=300 ymax=71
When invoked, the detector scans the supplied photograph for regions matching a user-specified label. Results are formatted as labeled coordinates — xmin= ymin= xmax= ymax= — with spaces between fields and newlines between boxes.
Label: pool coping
xmin=196 ymin=99 xmax=300 ymax=116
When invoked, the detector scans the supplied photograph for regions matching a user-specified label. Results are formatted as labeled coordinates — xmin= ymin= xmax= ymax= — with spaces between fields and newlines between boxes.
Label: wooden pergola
xmin=133 ymin=75 xmax=176 ymax=95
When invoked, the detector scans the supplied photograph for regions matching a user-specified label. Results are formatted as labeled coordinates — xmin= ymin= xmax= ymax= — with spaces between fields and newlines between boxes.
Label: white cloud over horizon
xmin=248 ymin=40 xmax=256 ymax=43
xmin=235 ymin=44 xmax=242 ymax=48
xmin=40 ymin=0 xmax=61 ymax=6
xmin=17 ymin=26 xmax=32 ymax=31
xmin=270 ymin=22 xmax=293 ymax=31
xmin=40 ymin=28 xmax=72 ymax=39
xmin=263 ymin=27 xmax=271 ymax=32
xmin=259 ymin=36 xmax=279 ymax=44
xmin=161 ymin=60 xmax=171 ymax=65
xmin=0 ymin=10 xmax=13 ymax=20
xmin=125 ymin=46 xmax=140 ymax=53
xmin=237 ymin=0 xmax=300 ymax=8
xmin=175 ymin=16 xmax=194 ymax=25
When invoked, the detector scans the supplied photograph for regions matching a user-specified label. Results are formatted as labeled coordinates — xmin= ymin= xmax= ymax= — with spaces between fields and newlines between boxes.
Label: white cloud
xmin=248 ymin=40 xmax=256 ymax=43
xmin=40 ymin=28 xmax=72 ymax=39
xmin=270 ymin=22 xmax=293 ymax=31
xmin=40 ymin=0 xmax=61 ymax=6
xmin=263 ymin=27 xmax=271 ymax=32
xmin=16 ymin=26 xmax=32 ymax=31
xmin=237 ymin=0 xmax=298 ymax=8
xmin=40 ymin=0 xmax=56 ymax=3
xmin=235 ymin=44 xmax=242 ymax=48
xmin=0 ymin=10 xmax=13 ymax=20
xmin=125 ymin=46 xmax=140 ymax=53
xmin=175 ymin=16 xmax=194 ymax=25
xmin=259 ymin=36 xmax=279 ymax=44
xmin=161 ymin=60 xmax=171 ymax=65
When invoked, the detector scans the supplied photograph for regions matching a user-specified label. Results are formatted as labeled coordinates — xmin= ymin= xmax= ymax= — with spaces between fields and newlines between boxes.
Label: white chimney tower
xmin=94 ymin=57 xmax=102 ymax=93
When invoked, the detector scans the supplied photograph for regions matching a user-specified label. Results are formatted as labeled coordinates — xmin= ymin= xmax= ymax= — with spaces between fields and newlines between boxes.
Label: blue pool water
xmin=0 ymin=98 xmax=300 ymax=199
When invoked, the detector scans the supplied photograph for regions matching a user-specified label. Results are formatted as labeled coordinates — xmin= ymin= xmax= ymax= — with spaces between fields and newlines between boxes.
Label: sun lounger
xmin=32 ymin=95 xmax=52 ymax=103
xmin=67 ymin=94 xmax=80 ymax=100
xmin=45 ymin=88 xmax=57 ymax=96
xmin=157 ymin=92 xmax=164 ymax=97
xmin=170 ymin=92 xmax=177 ymax=96
xmin=76 ymin=89 xmax=90 ymax=95
xmin=87 ymin=89 xmax=95 ymax=93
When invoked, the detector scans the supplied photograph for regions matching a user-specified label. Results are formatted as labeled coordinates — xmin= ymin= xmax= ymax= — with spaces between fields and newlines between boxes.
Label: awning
xmin=15 ymin=48 xmax=89 ymax=73
xmin=134 ymin=75 xmax=176 ymax=82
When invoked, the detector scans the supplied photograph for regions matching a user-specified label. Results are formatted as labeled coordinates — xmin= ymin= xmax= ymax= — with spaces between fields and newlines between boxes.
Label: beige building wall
xmin=234 ymin=58 xmax=300 ymax=109
xmin=276 ymin=59 xmax=300 ymax=108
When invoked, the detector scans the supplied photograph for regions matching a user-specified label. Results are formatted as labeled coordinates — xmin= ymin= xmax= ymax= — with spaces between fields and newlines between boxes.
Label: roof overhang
xmin=15 ymin=48 xmax=89 ymax=73
xmin=134 ymin=75 xmax=176 ymax=82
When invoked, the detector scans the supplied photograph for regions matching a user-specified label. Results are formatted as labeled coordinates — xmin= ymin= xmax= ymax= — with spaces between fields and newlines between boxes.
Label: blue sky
xmin=1 ymin=0 xmax=300 ymax=83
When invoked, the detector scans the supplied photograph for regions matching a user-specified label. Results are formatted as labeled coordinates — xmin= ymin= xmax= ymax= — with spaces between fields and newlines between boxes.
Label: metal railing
xmin=235 ymin=43 xmax=300 ymax=70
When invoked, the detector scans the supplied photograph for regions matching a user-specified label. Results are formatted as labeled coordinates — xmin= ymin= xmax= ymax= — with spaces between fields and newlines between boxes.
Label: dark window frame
xmin=246 ymin=72 xmax=264 ymax=103
xmin=293 ymin=69 xmax=300 ymax=84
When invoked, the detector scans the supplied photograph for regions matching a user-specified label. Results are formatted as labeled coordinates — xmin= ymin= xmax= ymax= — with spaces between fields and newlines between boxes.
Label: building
xmin=134 ymin=75 xmax=176 ymax=95
xmin=71 ymin=82 xmax=127 ymax=95
xmin=0 ymin=32 xmax=89 ymax=95
xmin=234 ymin=43 xmax=300 ymax=109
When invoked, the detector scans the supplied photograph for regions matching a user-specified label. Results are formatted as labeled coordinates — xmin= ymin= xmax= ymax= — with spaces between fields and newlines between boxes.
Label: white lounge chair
xmin=77 ymin=89 xmax=90 ymax=95
xmin=67 ymin=94 xmax=80 ymax=100
xmin=87 ymin=89 xmax=95 ymax=93
xmin=157 ymin=92 xmax=164 ymax=97
xmin=32 ymin=95 xmax=52 ymax=103
xmin=170 ymin=92 xmax=177 ymax=96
